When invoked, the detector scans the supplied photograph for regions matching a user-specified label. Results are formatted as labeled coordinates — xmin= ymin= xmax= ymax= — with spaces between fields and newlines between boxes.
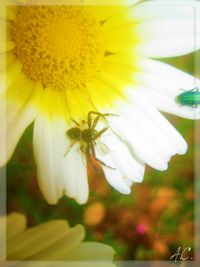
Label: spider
xmin=65 ymin=111 xmax=116 ymax=169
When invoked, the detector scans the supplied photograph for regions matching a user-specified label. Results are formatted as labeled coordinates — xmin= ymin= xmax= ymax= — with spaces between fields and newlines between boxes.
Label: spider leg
xmin=87 ymin=111 xmax=93 ymax=129
xmin=94 ymin=127 xmax=109 ymax=140
xmin=94 ymin=156 xmax=116 ymax=170
xmin=64 ymin=142 xmax=74 ymax=157
xmin=70 ymin=119 xmax=80 ymax=126
xmin=180 ymin=88 xmax=187 ymax=92
xmin=88 ymin=111 xmax=117 ymax=118
xmin=87 ymin=111 xmax=100 ymax=131
xmin=87 ymin=155 xmax=99 ymax=173
xmin=191 ymin=87 xmax=199 ymax=92
xmin=86 ymin=142 xmax=91 ymax=156
xmin=90 ymin=141 xmax=96 ymax=156
xmin=91 ymin=114 xmax=102 ymax=131
xmin=91 ymin=113 xmax=111 ymax=130
xmin=181 ymin=87 xmax=199 ymax=93
xmin=88 ymin=142 xmax=113 ymax=173
xmin=89 ymin=111 xmax=118 ymax=131
xmin=82 ymin=120 xmax=88 ymax=125
xmin=86 ymin=142 xmax=100 ymax=173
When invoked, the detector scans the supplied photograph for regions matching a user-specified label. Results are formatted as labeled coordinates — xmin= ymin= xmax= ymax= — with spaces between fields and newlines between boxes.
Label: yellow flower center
xmin=11 ymin=5 xmax=104 ymax=91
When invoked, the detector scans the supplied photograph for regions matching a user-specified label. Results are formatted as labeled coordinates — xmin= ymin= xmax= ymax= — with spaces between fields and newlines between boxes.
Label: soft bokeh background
xmin=6 ymin=51 xmax=199 ymax=261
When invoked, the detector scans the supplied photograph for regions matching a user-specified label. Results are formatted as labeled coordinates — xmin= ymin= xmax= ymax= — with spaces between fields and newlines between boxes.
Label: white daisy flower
xmin=0 ymin=0 xmax=199 ymax=204
xmin=0 ymin=212 xmax=115 ymax=264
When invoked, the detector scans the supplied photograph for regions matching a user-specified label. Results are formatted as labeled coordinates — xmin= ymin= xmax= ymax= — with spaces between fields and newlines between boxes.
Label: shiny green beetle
xmin=176 ymin=87 xmax=200 ymax=108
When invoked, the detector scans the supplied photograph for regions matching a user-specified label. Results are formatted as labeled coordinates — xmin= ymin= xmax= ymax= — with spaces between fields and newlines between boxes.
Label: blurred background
xmin=6 ymin=51 xmax=198 ymax=261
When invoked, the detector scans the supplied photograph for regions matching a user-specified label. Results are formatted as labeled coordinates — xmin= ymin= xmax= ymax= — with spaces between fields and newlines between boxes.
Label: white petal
xmin=84 ymin=0 xmax=139 ymax=5
xmin=133 ymin=1 xmax=200 ymax=57
xmin=83 ymin=0 xmax=139 ymax=24
xmin=111 ymin=114 xmax=168 ymax=171
xmin=102 ymin=166 xmax=132 ymax=195
xmin=0 ymin=216 xmax=6 ymax=261
xmin=135 ymin=58 xmax=200 ymax=119
xmin=88 ymin=67 xmax=187 ymax=170
xmin=33 ymin=110 xmax=89 ymax=205
xmin=132 ymin=0 xmax=200 ymax=21
xmin=109 ymin=96 xmax=187 ymax=171
xmin=33 ymin=115 xmax=65 ymax=204
xmin=101 ymin=0 xmax=141 ymax=32
xmin=7 ymin=220 xmax=85 ymax=260
xmin=62 ymin=144 xmax=89 ymax=205
xmin=65 ymin=242 xmax=115 ymax=261
xmin=0 ymin=80 xmax=39 ymax=167
xmin=139 ymin=88 xmax=200 ymax=120
xmin=102 ymin=0 xmax=198 ymax=32
xmin=124 ymin=91 xmax=188 ymax=155
xmin=95 ymin=131 xmax=144 ymax=194
xmin=6 ymin=213 xmax=27 ymax=241
xmin=33 ymin=87 xmax=89 ymax=205
xmin=135 ymin=19 xmax=199 ymax=58
xmin=0 ymin=95 xmax=6 ymax=166
xmin=99 ymin=130 xmax=145 ymax=182
xmin=5 ymin=106 xmax=36 ymax=164
xmin=0 ymin=60 xmax=22 ymax=95
xmin=0 ymin=52 xmax=16 ymax=73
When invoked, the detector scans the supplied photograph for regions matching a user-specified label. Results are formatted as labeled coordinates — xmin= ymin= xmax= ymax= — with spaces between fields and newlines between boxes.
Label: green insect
xmin=65 ymin=111 xmax=116 ymax=169
xmin=176 ymin=87 xmax=200 ymax=108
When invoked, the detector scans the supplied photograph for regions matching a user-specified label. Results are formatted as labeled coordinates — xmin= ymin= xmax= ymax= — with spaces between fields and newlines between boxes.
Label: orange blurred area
xmin=87 ymin=156 xmax=110 ymax=196
xmin=84 ymin=202 xmax=106 ymax=226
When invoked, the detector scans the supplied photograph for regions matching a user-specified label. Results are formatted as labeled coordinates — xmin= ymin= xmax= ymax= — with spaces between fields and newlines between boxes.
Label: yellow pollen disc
xmin=11 ymin=5 xmax=104 ymax=90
